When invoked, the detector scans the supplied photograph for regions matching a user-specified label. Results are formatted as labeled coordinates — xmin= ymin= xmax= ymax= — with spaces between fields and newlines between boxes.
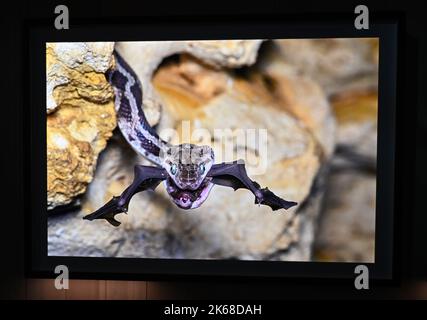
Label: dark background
xmin=2 ymin=0 xmax=426 ymax=299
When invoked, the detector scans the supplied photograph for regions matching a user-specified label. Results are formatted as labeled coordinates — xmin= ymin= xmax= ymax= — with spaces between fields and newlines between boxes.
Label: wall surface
xmin=23 ymin=279 xmax=427 ymax=300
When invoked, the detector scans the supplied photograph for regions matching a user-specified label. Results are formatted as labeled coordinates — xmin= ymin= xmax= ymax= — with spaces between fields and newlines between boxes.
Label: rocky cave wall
xmin=46 ymin=39 xmax=378 ymax=262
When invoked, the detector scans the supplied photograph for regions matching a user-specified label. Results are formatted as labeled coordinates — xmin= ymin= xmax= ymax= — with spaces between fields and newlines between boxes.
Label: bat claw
xmin=83 ymin=196 xmax=129 ymax=227
xmin=257 ymin=188 xmax=298 ymax=211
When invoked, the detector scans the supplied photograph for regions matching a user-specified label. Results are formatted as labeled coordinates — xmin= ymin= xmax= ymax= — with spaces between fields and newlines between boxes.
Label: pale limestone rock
xmin=314 ymin=170 xmax=376 ymax=262
xmin=156 ymin=92 xmax=319 ymax=258
xmin=259 ymin=43 xmax=336 ymax=158
xmin=332 ymin=90 xmax=378 ymax=160
xmin=47 ymin=42 xmax=116 ymax=209
xmin=46 ymin=39 xmax=378 ymax=263
xmin=46 ymin=42 xmax=115 ymax=113
xmin=185 ymin=40 xmax=262 ymax=67
xmin=274 ymin=38 xmax=379 ymax=95
xmin=114 ymin=40 xmax=263 ymax=127
xmin=48 ymin=52 xmax=333 ymax=261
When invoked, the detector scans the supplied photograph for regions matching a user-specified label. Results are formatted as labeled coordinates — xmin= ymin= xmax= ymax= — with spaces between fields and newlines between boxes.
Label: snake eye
xmin=170 ymin=164 xmax=178 ymax=175
xmin=199 ymin=163 xmax=205 ymax=174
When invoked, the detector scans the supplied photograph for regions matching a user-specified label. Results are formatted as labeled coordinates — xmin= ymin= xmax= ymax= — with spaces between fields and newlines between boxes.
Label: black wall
xmin=2 ymin=0 xmax=426 ymax=299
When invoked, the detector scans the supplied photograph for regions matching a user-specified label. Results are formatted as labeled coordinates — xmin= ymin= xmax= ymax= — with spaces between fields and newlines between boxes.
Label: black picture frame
xmin=26 ymin=13 xmax=400 ymax=282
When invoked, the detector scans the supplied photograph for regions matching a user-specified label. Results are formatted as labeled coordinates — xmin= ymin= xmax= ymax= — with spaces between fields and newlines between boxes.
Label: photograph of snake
xmin=47 ymin=39 xmax=379 ymax=262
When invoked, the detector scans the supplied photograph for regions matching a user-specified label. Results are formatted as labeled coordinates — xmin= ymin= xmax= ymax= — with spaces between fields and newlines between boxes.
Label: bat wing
xmin=208 ymin=161 xmax=297 ymax=211
xmin=83 ymin=165 xmax=167 ymax=226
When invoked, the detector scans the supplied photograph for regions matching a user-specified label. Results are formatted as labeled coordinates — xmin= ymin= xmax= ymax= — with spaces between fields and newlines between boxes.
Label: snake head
xmin=161 ymin=144 xmax=214 ymax=190
xmin=160 ymin=144 xmax=215 ymax=209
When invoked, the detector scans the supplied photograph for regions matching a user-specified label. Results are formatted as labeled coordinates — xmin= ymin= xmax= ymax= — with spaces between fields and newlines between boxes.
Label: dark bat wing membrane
xmin=83 ymin=165 xmax=167 ymax=226
xmin=84 ymin=161 xmax=296 ymax=227
xmin=256 ymin=188 xmax=298 ymax=210
xmin=208 ymin=161 xmax=298 ymax=211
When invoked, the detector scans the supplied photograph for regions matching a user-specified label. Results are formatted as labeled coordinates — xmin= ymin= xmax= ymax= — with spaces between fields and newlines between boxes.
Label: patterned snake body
xmin=108 ymin=52 xmax=215 ymax=209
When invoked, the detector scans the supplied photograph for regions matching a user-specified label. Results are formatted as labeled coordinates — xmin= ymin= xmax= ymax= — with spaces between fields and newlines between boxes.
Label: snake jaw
xmin=165 ymin=177 xmax=214 ymax=209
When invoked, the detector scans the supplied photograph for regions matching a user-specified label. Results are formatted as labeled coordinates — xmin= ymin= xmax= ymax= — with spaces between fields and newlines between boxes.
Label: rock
xmin=313 ymin=169 xmax=376 ymax=262
xmin=271 ymin=164 xmax=330 ymax=261
xmin=331 ymin=89 xmax=378 ymax=160
xmin=313 ymin=90 xmax=377 ymax=262
xmin=294 ymin=40 xmax=378 ymax=263
xmin=258 ymin=43 xmax=336 ymax=157
xmin=48 ymin=51 xmax=334 ymax=261
xmin=266 ymin=39 xmax=378 ymax=159
xmin=114 ymin=40 xmax=263 ymax=127
xmin=185 ymin=40 xmax=262 ymax=68
xmin=46 ymin=42 xmax=115 ymax=113
xmin=274 ymin=38 xmax=379 ymax=96
xmin=47 ymin=42 xmax=116 ymax=209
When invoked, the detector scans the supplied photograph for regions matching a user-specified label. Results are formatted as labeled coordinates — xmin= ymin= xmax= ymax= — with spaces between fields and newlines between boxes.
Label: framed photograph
xmin=27 ymin=14 xmax=399 ymax=280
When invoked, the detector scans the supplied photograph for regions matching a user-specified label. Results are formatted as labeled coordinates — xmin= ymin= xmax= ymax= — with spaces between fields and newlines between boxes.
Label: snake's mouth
xmin=165 ymin=177 xmax=214 ymax=209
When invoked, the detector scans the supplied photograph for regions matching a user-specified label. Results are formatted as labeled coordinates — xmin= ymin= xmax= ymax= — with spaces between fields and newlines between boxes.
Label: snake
xmin=84 ymin=50 xmax=297 ymax=226
xmin=109 ymin=52 xmax=215 ymax=209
